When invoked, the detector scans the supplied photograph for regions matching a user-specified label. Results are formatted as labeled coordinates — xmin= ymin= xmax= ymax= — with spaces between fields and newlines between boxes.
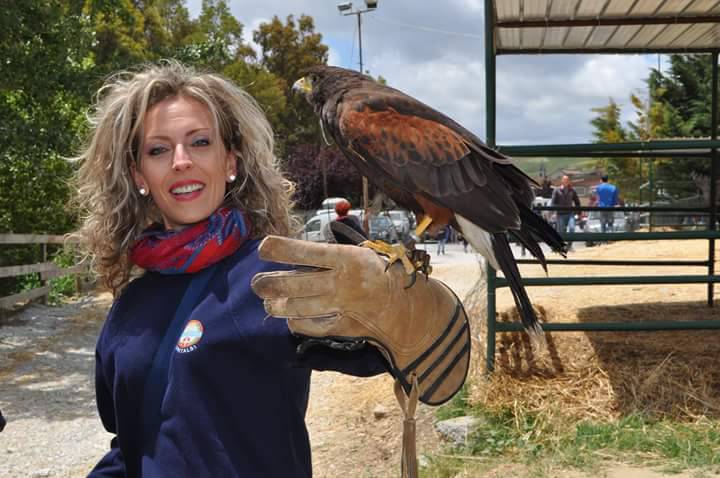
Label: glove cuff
xmin=385 ymin=284 xmax=471 ymax=405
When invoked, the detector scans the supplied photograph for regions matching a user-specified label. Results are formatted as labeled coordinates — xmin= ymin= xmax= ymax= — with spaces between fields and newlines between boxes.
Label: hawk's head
xmin=292 ymin=65 xmax=371 ymax=108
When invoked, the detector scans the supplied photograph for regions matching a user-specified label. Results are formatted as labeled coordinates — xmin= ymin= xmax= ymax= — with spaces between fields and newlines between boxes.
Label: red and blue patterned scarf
xmin=129 ymin=208 xmax=251 ymax=274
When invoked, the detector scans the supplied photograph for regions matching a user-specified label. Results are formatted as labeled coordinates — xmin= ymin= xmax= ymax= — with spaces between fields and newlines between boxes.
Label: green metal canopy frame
xmin=483 ymin=0 xmax=720 ymax=372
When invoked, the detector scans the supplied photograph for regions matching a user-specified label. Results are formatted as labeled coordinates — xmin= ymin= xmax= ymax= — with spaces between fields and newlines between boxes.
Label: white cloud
xmin=371 ymin=49 xmax=486 ymax=134
xmin=570 ymin=55 xmax=650 ymax=100
xmin=450 ymin=0 xmax=484 ymax=12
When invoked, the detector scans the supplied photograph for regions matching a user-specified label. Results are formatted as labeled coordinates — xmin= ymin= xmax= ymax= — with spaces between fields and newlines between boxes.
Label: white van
xmin=302 ymin=214 xmax=332 ymax=242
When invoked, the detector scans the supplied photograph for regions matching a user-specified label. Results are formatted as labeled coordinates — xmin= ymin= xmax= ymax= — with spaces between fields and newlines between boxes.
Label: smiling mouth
xmin=171 ymin=183 xmax=204 ymax=194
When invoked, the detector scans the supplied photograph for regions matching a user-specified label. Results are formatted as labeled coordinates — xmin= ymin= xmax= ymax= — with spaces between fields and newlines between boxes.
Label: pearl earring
xmin=139 ymin=187 xmax=147 ymax=196
xmin=228 ymin=174 xmax=237 ymax=182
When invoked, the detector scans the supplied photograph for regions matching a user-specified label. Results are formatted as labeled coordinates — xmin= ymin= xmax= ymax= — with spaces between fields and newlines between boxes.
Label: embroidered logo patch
xmin=176 ymin=320 xmax=203 ymax=353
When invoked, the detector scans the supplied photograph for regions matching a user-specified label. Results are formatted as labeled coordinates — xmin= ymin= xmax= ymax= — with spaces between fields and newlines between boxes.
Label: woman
xmin=73 ymin=61 xmax=382 ymax=477
xmin=74 ymin=61 xmax=469 ymax=477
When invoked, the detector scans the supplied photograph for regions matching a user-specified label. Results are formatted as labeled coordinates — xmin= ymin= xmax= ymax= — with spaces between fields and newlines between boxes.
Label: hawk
xmin=293 ymin=66 xmax=566 ymax=335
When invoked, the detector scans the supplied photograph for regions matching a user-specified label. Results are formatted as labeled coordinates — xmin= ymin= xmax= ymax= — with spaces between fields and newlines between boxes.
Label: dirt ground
xmin=1 ymin=239 xmax=719 ymax=477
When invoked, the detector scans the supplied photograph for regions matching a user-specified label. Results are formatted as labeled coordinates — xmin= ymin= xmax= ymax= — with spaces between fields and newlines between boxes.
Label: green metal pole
xmin=709 ymin=51 xmax=718 ymax=306
xmin=495 ymin=320 xmax=720 ymax=332
xmin=649 ymin=158 xmax=655 ymax=232
xmin=499 ymin=139 xmax=720 ymax=155
xmin=486 ymin=268 xmax=497 ymax=373
xmin=484 ymin=0 xmax=496 ymax=374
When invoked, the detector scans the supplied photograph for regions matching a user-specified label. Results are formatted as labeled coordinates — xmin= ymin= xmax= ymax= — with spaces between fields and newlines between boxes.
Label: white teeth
xmin=171 ymin=184 xmax=204 ymax=194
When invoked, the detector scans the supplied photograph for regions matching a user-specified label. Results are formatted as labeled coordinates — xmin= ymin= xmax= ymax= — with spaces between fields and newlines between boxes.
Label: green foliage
xmin=427 ymin=404 xmax=720 ymax=476
xmin=435 ymin=384 xmax=470 ymax=421
xmin=647 ymin=55 xmax=718 ymax=198
xmin=253 ymin=14 xmax=329 ymax=150
xmin=591 ymin=99 xmax=627 ymax=144
xmin=223 ymin=62 xmax=287 ymax=126
xmin=284 ymin=144 xmax=364 ymax=210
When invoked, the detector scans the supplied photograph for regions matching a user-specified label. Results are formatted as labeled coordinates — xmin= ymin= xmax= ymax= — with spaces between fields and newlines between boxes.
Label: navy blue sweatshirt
xmin=90 ymin=239 xmax=387 ymax=477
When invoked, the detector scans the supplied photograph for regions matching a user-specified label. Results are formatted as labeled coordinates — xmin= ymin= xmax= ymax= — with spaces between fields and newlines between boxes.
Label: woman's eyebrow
xmin=185 ymin=127 xmax=211 ymax=137
xmin=144 ymin=127 xmax=212 ymax=143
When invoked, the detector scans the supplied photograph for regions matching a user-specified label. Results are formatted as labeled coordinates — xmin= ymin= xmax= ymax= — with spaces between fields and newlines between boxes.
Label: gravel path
xmin=0 ymin=293 xmax=114 ymax=478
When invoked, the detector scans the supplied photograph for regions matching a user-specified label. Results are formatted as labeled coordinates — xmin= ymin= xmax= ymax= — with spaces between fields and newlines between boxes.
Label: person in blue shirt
xmin=71 ymin=61 xmax=468 ymax=478
xmin=596 ymin=174 xmax=619 ymax=233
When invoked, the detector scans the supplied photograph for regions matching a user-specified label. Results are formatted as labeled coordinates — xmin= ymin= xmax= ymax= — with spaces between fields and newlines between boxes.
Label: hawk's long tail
xmin=490 ymin=232 xmax=542 ymax=336
xmin=454 ymin=215 xmax=542 ymax=336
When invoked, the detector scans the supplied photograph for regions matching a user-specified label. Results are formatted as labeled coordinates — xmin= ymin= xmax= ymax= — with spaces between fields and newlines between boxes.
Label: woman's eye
xmin=148 ymin=146 xmax=168 ymax=156
xmin=192 ymin=138 xmax=210 ymax=147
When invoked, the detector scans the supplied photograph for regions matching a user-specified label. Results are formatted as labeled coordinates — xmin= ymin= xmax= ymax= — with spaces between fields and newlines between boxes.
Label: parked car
xmin=302 ymin=214 xmax=331 ymax=242
xmin=368 ymin=215 xmax=397 ymax=242
xmin=382 ymin=210 xmax=412 ymax=242
xmin=584 ymin=210 xmax=628 ymax=246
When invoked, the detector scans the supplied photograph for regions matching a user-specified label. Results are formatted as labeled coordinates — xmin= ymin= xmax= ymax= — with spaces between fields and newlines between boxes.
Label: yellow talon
xmin=414 ymin=215 xmax=433 ymax=238
xmin=360 ymin=240 xmax=417 ymax=275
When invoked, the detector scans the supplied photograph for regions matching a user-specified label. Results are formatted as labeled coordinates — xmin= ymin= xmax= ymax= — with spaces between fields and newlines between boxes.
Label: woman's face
xmin=133 ymin=95 xmax=236 ymax=231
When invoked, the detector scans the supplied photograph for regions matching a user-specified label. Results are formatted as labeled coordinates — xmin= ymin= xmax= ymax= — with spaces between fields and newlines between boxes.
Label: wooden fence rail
xmin=0 ymin=233 xmax=87 ymax=310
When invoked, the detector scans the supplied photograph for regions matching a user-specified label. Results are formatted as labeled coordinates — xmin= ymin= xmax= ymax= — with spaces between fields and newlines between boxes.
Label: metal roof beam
xmin=497 ymin=46 xmax=720 ymax=54
xmin=496 ymin=15 xmax=720 ymax=28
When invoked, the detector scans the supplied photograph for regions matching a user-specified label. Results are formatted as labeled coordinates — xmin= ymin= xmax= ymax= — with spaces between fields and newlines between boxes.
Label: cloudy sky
xmin=187 ymin=0 xmax=665 ymax=145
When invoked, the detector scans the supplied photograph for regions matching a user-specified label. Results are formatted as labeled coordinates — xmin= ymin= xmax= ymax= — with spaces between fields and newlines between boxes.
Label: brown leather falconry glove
xmin=250 ymin=235 xmax=470 ymax=406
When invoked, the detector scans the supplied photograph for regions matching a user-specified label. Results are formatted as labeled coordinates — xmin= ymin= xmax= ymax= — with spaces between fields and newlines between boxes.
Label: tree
xmin=0 ymin=0 xmax=95 ymax=294
xmin=253 ymin=15 xmax=329 ymax=150
xmin=646 ymin=54 xmax=718 ymax=191
xmin=284 ymin=144 xmax=363 ymax=211
xmin=590 ymin=99 xmax=626 ymax=144
xmin=223 ymin=62 xmax=287 ymax=126
xmin=84 ymin=0 xmax=150 ymax=73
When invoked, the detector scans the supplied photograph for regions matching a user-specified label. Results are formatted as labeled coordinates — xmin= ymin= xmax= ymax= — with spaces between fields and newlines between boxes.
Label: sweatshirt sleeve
xmin=88 ymin=309 xmax=126 ymax=478
xmin=292 ymin=338 xmax=389 ymax=377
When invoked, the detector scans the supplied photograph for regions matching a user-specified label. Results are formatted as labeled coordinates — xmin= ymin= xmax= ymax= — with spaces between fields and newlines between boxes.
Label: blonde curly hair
xmin=72 ymin=60 xmax=296 ymax=293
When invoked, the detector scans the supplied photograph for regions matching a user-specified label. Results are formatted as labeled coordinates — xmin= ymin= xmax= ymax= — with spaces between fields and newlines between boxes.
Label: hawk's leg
xmin=359 ymin=214 xmax=435 ymax=284
xmin=359 ymin=240 xmax=417 ymax=275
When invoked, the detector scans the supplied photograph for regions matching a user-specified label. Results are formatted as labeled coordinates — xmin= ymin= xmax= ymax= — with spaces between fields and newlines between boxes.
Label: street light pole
xmin=338 ymin=1 xmax=377 ymax=232
xmin=357 ymin=11 xmax=363 ymax=74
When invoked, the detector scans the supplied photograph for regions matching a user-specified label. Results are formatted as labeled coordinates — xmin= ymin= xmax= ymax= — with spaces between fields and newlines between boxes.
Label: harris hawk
xmin=293 ymin=65 xmax=567 ymax=335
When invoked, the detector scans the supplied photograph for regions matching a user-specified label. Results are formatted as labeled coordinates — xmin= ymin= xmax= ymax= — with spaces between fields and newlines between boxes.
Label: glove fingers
xmin=258 ymin=235 xmax=340 ymax=269
xmin=251 ymin=270 xmax=336 ymax=299
xmin=264 ymin=297 xmax=337 ymax=319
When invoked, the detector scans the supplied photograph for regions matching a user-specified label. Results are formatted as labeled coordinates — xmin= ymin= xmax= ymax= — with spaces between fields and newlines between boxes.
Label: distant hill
xmin=511 ymin=157 xmax=598 ymax=178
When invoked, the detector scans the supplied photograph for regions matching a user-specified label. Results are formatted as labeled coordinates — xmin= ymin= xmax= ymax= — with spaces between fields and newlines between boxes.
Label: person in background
xmin=596 ymin=174 xmax=619 ymax=233
xmin=540 ymin=177 xmax=553 ymax=199
xmin=331 ymin=199 xmax=367 ymax=244
xmin=458 ymin=233 xmax=468 ymax=253
xmin=551 ymin=175 xmax=581 ymax=251
xmin=436 ymin=224 xmax=449 ymax=255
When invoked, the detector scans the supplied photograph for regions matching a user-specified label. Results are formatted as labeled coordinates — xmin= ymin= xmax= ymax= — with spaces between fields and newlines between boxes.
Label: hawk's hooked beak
xmin=292 ymin=77 xmax=312 ymax=95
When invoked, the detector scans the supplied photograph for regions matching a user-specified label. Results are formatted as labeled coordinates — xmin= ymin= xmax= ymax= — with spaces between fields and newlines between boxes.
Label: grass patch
xmin=426 ymin=399 xmax=720 ymax=476
xmin=435 ymin=384 xmax=470 ymax=421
